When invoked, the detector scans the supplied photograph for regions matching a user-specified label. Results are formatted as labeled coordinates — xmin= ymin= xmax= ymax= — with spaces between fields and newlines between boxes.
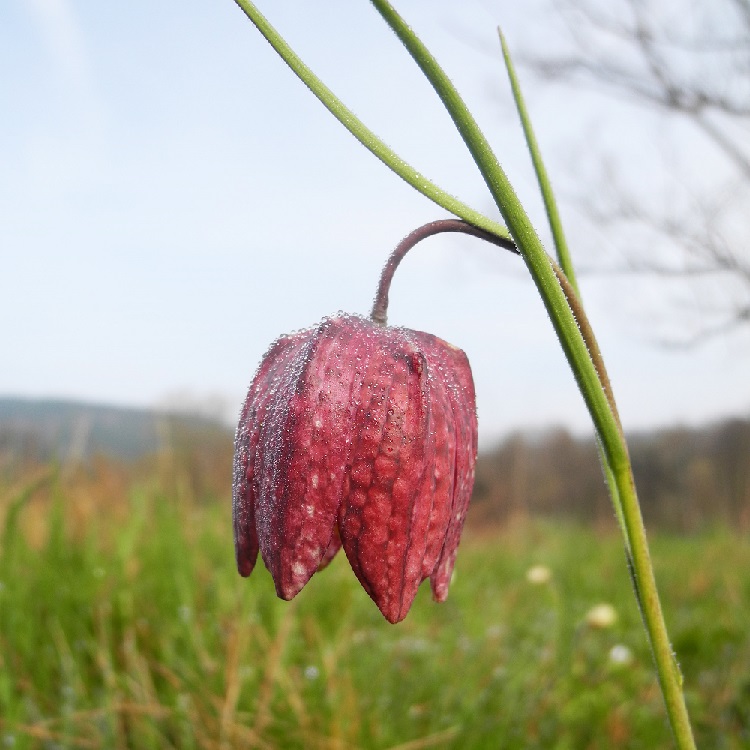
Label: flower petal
xmin=411 ymin=339 xmax=457 ymax=582
xmin=412 ymin=332 xmax=477 ymax=602
xmin=233 ymin=332 xmax=310 ymax=577
xmin=337 ymin=326 xmax=434 ymax=623
xmin=255 ymin=316 xmax=376 ymax=599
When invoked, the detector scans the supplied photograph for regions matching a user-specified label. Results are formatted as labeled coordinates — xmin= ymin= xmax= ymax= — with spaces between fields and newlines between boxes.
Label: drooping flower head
xmin=232 ymin=219 xmax=516 ymax=623
xmin=233 ymin=313 xmax=477 ymax=623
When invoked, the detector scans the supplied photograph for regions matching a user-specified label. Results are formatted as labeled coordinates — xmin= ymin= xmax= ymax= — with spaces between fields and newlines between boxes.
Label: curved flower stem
xmin=232 ymin=0 xmax=513 ymax=245
xmin=369 ymin=2 xmax=695 ymax=747
xmin=370 ymin=219 xmax=518 ymax=326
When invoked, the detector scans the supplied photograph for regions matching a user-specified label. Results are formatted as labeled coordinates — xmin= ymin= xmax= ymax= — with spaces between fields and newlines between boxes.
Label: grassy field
xmin=0 ymin=466 xmax=748 ymax=749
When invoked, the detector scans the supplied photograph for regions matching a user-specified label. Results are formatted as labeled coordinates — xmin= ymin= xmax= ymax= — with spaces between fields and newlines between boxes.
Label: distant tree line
xmin=471 ymin=418 xmax=750 ymax=531
xmin=1 ymin=399 xmax=748 ymax=531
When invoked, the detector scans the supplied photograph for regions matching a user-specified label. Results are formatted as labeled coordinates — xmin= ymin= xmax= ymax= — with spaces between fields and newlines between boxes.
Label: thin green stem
xmin=498 ymin=29 xmax=579 ymax=296
xmin=369 ymin=2 xmax=694 ymax=747
xmin=232 ymin=0 xmax=513 ymax=244
xmin=552 ymin=265 xmax=630 ymax=551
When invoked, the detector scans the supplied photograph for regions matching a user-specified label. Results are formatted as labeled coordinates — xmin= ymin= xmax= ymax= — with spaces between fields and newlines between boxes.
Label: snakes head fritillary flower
xmin=232 ymin=312 xmax=477 ymax=623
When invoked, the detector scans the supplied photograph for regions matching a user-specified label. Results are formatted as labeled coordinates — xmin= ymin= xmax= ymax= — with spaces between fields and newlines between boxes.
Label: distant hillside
xmin=0 ymin=397 xmax=231 ymax=463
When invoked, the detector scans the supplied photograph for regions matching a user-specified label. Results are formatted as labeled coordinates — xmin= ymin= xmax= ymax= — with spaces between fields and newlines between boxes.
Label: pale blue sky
xmin=1 ymin=0 xmax=748 ymax=448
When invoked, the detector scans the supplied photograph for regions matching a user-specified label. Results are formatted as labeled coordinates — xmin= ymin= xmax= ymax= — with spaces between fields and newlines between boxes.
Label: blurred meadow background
xmin=0 ymin=405 xmax=748 ymax=748
xmin=2 ymin=0 xmax=750 ymax=747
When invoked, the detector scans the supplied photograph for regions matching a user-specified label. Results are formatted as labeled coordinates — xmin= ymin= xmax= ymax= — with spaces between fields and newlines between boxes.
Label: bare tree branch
xmin=518 ymin=0 xmax=750 ymax=341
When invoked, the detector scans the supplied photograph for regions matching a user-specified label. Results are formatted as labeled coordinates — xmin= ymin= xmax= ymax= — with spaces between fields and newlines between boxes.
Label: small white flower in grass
xmin=609 ymin=644 xmax=633 ymax=666
xmin=526 ymin=564 xmax=552 ymax=585
xmin=304 ymin=665 xmax=320 ymax=681
xmin=586 ymin=603 xmax=618 ymax=629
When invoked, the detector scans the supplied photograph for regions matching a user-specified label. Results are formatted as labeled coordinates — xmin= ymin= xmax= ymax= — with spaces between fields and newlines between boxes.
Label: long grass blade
xmin=497 ymin=30 xmax=579 ymax=294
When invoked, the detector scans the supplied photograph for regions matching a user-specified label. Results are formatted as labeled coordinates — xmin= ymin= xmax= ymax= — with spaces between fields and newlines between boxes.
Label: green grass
xmin=0 ymin=473 xmax=748 ymax=749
